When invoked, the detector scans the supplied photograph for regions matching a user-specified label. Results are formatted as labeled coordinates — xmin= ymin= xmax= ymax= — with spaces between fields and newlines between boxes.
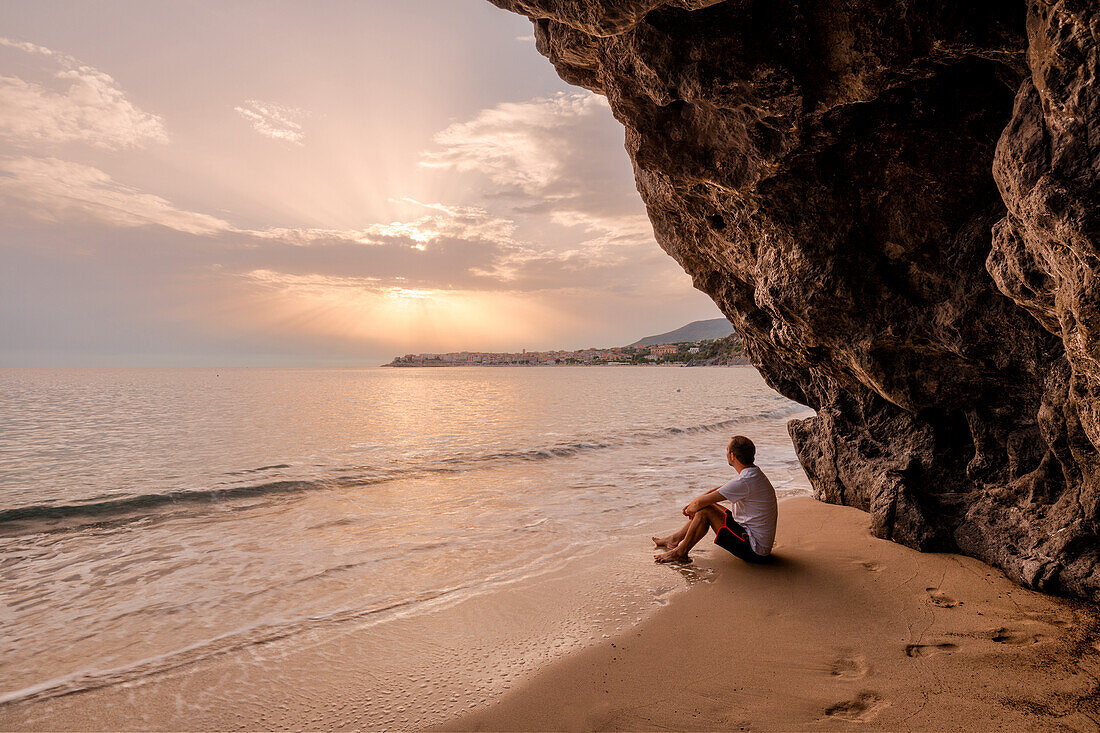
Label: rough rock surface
xmin=490 ymin=0 xmax=1100 ymax=600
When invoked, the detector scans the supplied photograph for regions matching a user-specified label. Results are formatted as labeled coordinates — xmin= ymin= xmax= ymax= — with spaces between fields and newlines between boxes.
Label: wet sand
xmin=442 ymin=497 xmax=1100 ymax=732
xmin=0 ymin=514 xmax=702 ymax=731
xmin=4 ymin=497 xmax=1097 ymax=731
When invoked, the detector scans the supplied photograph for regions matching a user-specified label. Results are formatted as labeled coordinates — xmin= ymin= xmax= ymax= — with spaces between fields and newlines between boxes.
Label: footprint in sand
xmin=669 ymin=564 xmax=715 ymax=585
xmin=925 ymin=587 xmax=959 ymax=608
xmin=905 ymin=642 xmax=957 ymax=658
xmin=989 ymin=627 xmax=1043 ymax=645
xmin=1020 ymin=610 xmax=1072 ymax=628
xmin=830 ymin=654 xmax=871 ymax=679
xmin=824 ymin=692 xmax=888 ymax=722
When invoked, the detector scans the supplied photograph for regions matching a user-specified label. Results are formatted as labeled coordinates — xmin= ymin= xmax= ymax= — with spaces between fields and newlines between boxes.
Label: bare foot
xmin=652 ymin=535 xmax=679 ymax=548
xmin=654 ymin=548 xmax=691 ymax=563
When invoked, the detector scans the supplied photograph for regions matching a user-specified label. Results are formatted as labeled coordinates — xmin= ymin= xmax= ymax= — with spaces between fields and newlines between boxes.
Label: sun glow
xmin=387 ymin=287 xmax=434 ymax=299
xmin=221 ymin=270 xmax=558 ymax=355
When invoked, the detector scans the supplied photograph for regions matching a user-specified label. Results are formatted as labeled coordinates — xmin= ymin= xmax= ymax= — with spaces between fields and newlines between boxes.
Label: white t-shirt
xmin=716 ymin=466 xmax=778 ymax=556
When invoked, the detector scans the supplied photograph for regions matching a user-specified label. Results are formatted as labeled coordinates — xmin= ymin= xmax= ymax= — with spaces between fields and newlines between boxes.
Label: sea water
xmin=0 ymin=366 xmax=812 ymax=725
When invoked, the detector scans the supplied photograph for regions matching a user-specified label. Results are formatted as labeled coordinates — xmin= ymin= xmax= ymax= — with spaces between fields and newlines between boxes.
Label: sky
xmin=0 ymin=0 xmax=721 ymax=366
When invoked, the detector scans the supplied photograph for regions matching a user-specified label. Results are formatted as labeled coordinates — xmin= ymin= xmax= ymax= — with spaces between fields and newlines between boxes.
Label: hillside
xmin=630 ymin=317 xmax=733 ymax=347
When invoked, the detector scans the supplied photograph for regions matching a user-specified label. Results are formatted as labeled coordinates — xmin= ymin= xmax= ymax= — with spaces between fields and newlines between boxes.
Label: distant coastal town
xmin=383 ymin=334 xmax=749 ymax=367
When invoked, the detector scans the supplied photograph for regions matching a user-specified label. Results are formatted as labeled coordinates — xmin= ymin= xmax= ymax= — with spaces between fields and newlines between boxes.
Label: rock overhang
xmin=490 ymin=0 xmax=1099 ymax=601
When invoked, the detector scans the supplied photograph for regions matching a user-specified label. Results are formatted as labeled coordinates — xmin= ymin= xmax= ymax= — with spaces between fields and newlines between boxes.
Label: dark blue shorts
xmin=714 ymin=509 xmax=767 ymax=563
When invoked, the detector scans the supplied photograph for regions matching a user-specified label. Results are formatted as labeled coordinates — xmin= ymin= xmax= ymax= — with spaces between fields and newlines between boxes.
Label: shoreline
xmin=379 ymin=362 xmax=752 ymax=368
xmin=441 ymin=497 xmax=1100 ymax=732
xmin=0 ymin=513 xmax=709 ymax=731
xmin=4 ymin=496 xmax=1096 ymax=731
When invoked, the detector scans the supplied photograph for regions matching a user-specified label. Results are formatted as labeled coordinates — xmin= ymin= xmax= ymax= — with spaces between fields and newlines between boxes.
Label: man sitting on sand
xmin=653 ymin=435 xmax=777 ymax=564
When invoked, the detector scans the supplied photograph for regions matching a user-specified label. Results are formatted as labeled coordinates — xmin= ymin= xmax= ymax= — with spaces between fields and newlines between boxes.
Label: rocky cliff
xmin=491 ymin=0 xmax=1100 ymax=600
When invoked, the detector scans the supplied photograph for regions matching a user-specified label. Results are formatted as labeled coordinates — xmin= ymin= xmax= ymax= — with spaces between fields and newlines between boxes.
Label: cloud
xmin=0 ymin=39 xmax=55 ymax=56
xmin=0 ymin=153 xmax=649 ymax=299
xmin=0 ymin=157 xmax=229 ymax=235
xmin=419 ymin=91 xmax=657 ymax=254
xmin=239 ymin=269 xmax=383 ymax=291
xmin=365 ymin=198 xmax=517 ymax=246
xmin=546 ymin=209 xmax=656 ymax=249
xmin=239 ymin=199 xmax=517 ymax=255
xmin=234 ymin=100 xmax=305 ymax=145
xmin=235 ymin=271 xmax=444 ymax=303
xmin=0 ymin=37 xmax=167 ymax=149
xmin=420 ymin=92 xmax=610 ymax=194
xmin=0 ymin=157 xmax=518 ymax=269
xmin=0 ymin=81 xmax=667 ymax=309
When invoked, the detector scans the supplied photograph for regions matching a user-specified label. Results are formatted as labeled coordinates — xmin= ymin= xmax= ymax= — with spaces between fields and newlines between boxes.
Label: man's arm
xmin=683 ymin=487 xmax=726 ymax=517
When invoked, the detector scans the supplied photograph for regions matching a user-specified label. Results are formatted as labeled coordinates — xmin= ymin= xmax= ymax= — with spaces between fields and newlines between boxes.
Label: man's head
xmin=727 ymin=435 xmax=756 ymax=469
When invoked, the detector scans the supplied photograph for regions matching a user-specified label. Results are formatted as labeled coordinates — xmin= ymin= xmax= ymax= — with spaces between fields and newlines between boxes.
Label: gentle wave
xmin=226 ymin=463 xmax=292 ymax=475
xmin=391 ymin=403 xmax=804 ymax=469
xmin=0 ymin=539 xmax=592 ymax=709
xmin=0 ymin=480 xmax=330 ymax=527
xmin=0 ymin=403 xmax=808 ymax=532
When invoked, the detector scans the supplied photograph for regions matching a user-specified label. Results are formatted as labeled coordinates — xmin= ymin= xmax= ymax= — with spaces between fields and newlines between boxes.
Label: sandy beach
xmin=5 ymin=496 xmax=1097 ymax=731
xmin=443 ymin=497 xmax=1100 ymax=732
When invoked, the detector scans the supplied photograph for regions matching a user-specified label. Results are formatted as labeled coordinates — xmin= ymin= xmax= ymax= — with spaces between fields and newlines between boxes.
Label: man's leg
xmin=652 ymin=519 xmax=691 ymax=548
xmin=654 ymin=506 xmax=726 ymax=563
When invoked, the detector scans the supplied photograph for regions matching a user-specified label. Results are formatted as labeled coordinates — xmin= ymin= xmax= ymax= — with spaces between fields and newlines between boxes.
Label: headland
xmin=384 ymin=334 xmax=749 ymax=367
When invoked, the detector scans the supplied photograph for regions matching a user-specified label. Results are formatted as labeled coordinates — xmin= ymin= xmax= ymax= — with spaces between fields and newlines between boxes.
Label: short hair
xmin=727 ymin=435 xmax=756 ymax=465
